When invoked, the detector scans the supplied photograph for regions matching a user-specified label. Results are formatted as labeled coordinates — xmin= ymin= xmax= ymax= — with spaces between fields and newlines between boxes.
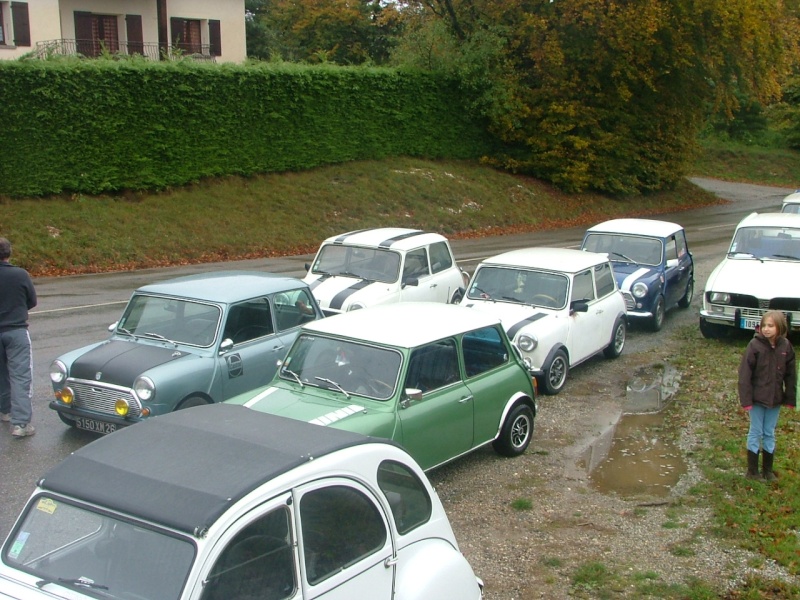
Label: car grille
xmin=67 ymin=379 xmax=142 ymax=418
xmin=621 ymin=291 xmax=635 ymax=311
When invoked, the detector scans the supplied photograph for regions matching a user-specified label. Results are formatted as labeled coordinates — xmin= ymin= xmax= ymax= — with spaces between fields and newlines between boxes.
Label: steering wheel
xmin=531 ymin=294 xmax=557 ymax=306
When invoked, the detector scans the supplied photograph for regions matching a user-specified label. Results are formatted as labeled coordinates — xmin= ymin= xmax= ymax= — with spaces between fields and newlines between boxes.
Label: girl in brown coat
xmin=738 ymin=310 xmax=796 ymax=480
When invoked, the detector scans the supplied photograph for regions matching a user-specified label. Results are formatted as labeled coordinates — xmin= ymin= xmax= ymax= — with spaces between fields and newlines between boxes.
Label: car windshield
xmin=782 ymin=203 xmax=800 ymax=214
xmin=467 ymin=266 xmax=569 ymax=309
xmin=729 ymin=226 xmax=800 ymax=260
xmin=582 ymin=233 xmax=663 ymax=266
xmin=3 ymin=495 xmax=195 ymax=600
xmin=279 ymin=334 xmax=402 ymax=400
xmin=311 ymin=245 xmax=401 ymax=284
xmin=117 ymin=294 xmax=221 ymax=347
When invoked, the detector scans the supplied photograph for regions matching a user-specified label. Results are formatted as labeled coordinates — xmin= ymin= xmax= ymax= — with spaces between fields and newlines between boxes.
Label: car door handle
xmin=430 ymin=283 xmax=438 ymax=288
xmin=272 ymin=345 xmax=284 ymax=352
xmin=459 ymin=395 xmax=474 ymax=403
xmin=384 ymin=556 xmax=398 ymax=568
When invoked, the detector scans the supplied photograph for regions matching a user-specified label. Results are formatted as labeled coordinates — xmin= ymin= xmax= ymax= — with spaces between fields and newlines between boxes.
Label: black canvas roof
xmin=39 ymin=404 xmax=374 ymax=536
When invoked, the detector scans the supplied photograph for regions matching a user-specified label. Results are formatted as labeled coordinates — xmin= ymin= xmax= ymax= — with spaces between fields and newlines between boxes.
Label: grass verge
xmin=1 ymin=157 xmax=722 ymax=277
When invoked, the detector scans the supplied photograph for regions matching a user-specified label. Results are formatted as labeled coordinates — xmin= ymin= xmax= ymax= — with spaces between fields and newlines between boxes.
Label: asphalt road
xmin=0 ymin=177 xmax=792 ymax=541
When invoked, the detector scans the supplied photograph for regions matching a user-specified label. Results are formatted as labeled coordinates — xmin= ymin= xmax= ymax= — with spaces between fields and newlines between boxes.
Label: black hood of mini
xmin=70 ymin=341 xmax=188 ymax=387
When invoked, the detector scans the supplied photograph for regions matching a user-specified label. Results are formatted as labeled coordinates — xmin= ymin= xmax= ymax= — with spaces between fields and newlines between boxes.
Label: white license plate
xmin=75 ymin=417 xmax=117 ymax=434
xmin=740 ymin=317 xmax=760 ymax=330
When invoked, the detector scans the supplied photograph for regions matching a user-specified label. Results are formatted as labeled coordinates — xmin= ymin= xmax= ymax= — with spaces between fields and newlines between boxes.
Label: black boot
xmin=762 ymin=451 xmax=778 ymax=481
xmin=747 ymin=450 xmax=763 ymax=480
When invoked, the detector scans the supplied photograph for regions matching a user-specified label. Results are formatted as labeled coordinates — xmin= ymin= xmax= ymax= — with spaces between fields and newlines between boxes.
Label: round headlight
xmin=517 ymin=334 xmax=538 ymax=352
xmin=632 ymin=282 xmax=648 ymax=298
xmin=50 ymin=360 xmax=67 ymax=384
xmin=133 ymin=376 xmax=155 ymax=401
xmin=115 ymin=399 xmax=130 ymax=416
xmin=347 ymin=302 xmax=366 ymax=312
xmin=709 ymin=292 xmax=731 ymax=304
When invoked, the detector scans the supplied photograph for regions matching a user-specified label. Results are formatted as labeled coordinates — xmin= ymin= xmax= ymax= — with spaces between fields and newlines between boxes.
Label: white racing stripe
xmin=620 ymin=268 xmax=650 ymax=291
xmin=244 ymin=386 xmax=278 ymax=408
xmin=310 ymin=404 xmax=365 ymax=426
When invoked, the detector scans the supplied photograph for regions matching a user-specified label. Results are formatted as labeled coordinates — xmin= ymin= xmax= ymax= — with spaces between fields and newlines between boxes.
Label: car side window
xmin=377 ymin=460 xmax=433 ymax=535
xmin=274 ymin=288 xmax=316 ymax=331
xmin=300 ymin=485 xmax=387 ymax=585
xmin=675 ymin=231 xmax=688 ymax=257
xmin=462 ymin=327 xmax=508 ymax=377
xmin=224 ymin=298 xmax=274 ymax=344
xmin=203 ymin=506 xmax=296 ymax=600
xmin=594 ymin=263 xmax=616 ymax=298
xmin=404 ymin=340 xmax=460 ymax=392
xmin=429 ymin=241 xmax=453 ymax=274
xmin=665 ymin=236 xmax=678 ymax=261
xmin=403 ymin=249 xmax=430 ymax=281
xmin=571 ymin=270 xmax=595 ymax=303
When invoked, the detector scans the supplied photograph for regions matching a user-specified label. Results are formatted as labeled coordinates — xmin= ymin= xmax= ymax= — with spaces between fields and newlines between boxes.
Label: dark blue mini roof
xmin=38 ymin=405 xmax=373 ymax=536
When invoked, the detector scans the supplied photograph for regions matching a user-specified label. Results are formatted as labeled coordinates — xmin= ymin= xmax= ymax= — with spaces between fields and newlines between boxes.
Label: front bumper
xmin=49 ymin=401 xmax=142 ymax=427
xmin=700 ymin=307 xmax=799 ymax=331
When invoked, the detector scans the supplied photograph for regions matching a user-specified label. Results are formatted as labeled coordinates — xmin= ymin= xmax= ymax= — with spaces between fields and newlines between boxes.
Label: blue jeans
xmin=747 ymin=404 xmax=781 ymax=454
xmin=0 ymin=328 xmax=33 ymax=426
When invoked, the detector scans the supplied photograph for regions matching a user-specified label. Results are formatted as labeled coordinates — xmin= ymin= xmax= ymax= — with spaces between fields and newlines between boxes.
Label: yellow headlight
xmin=57 ymin=387 xmax=74 ymax=404
xmin=115 ymin=399 xmax=130 ymax=416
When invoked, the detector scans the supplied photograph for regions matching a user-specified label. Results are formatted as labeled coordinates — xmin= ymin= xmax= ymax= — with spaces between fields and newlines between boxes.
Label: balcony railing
xmin=34 ymin=39 xmax=215 ymax=62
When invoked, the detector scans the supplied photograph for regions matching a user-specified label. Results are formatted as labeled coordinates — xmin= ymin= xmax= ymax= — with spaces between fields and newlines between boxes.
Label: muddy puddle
xmin=585 ymin=365 xmax=687 ymax=497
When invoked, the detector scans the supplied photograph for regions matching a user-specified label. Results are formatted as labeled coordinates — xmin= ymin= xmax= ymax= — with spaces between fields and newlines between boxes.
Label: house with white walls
xmin=0 ymin=0 xmax=246 ymax=62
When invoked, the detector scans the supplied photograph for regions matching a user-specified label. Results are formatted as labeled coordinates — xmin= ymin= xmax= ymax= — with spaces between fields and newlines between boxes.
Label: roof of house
xmin=38 ymin=404 xmax=374 ymax=535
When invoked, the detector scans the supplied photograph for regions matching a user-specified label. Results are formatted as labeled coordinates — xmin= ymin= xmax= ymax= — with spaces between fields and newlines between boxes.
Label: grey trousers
xmin=0 ymin=328 xmax=33 ymax=426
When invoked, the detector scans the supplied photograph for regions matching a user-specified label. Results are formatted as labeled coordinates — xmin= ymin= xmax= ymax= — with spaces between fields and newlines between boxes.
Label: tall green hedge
xmin=0 ymin=60 xmax=495 ymax=196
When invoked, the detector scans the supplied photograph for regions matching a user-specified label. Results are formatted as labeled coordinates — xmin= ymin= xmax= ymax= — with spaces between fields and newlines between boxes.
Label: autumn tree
xmin=246 ymin=0 xmax=403 ymax=64
xmin=394 ymin=0 xmax=800 ymax=193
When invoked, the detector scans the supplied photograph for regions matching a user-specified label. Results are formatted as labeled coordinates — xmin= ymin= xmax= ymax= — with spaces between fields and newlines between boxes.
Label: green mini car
xmin=227 ymin=302 xmax=537 ymax=471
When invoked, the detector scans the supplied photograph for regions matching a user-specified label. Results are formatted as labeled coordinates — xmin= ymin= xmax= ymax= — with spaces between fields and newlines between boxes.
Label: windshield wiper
xmin=610 ymin=251 xmax=638 ymax=263
xmin=315 ymin=376 xmax=351 ymax=399
xmin=770 ymin=253 xmax=800 ymax=261
xmin=473 ymin=286 xmax=494 ymax=301
xmin=37 ymin=577 xmax=109 ymax=591
xmin=283 ymin=368 xmax=304 ymax=388
xmin=116 ymin=327 xmax=137 ymax=340
xmin=727 ymin=251 xmax=764 ymax=263
xmin=141 ymin=332 xmax=178 ymax=347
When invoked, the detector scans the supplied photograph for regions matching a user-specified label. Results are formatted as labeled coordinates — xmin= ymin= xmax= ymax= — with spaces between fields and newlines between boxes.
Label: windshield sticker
xmin=9 ymin=531 xmax=29 ymax=560
xmin=36 ymin=497 xmax=58 ymax=515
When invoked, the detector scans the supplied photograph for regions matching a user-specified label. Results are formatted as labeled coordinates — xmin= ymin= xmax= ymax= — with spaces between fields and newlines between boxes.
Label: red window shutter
xmin=10 ymin=2 xmax=30 ymax=47
xmin=209 ymin=19 xmax=221 ymax=56
xmin=126 ymin=14 xmax=143 ymax=55
xmin=74 ymin=11 xmax=94 ymax=56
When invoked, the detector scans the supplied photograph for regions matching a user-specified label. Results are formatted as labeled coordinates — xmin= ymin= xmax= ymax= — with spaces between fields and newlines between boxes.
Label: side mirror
xmin=400 ymin=388 xmax=423 ymax=408
xmin=108 ymin=321 xmax=118 ymax=332
xmin=304 ymin=262 xmax=310 ymax=272
xmin=402 ymin=277 xmax=419 ymax=288
xmin=570 ymin=301 xmax=589 ymax=313
xmin=219 ymin=339 xmax=234 ymax=354
xmin=666 ymin=258 xmax=679 ymax=268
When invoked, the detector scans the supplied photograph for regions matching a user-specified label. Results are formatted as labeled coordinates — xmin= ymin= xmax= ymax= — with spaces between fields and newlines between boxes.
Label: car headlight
xmin=517 ymin=334 xmax=538 ymax=352
xmin=709 ymin=292 xmax=731 ymax=304
xmin=632 ymin=282 xmax=648 ymax=298
xmin=50 ymin=360 xmax=68 ymax=385
xmin=133 ymin=377 xmax=155 ymax=402
xmin=347 ymin=302 xmax=366 ymax=312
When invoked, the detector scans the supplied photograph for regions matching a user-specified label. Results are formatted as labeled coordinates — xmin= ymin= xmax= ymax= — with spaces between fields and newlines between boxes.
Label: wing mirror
xmin=570 ymin=300 xmax=589 ymax=314
xmin=400 ymin=388 xmax=423 ymax=408
xmin=666 ymin=258 xmax=679 ymax=268
xmin=219 ymin=339 xmax=234 ymax=354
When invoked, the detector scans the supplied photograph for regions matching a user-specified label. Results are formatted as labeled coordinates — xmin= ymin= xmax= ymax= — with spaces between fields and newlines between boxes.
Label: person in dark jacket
xmin=0 ymin=237 xmax=37 ymax=438
xmin=738 ymin=310 xmax=796 ymax=481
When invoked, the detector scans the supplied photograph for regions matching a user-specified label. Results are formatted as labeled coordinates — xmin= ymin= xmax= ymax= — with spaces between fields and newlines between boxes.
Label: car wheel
xmin=678 ymin=277 xmax=694 ymax=309
xmin=57 ymin=412 xmax=77 ymax=428
xmin=699 ymin=317 xmax=727 ymax=340
xmin=542 ymin=349 xmax=568 ymax=395
xmin=177 ymin=395 xmax=210 ymax=410
xmin=603 ymin=318 xmax=626 ymax=358
xmin=492 ymin=403 xmax=534 ymax=457
xmin=651 ymin=295 xmax=665 ymax=331
xmin=450 ymin=289 xmax=464 ymax=304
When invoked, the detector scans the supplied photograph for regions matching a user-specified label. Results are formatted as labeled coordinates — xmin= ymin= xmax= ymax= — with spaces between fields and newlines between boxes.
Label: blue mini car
xmin=49 ymin=271 xmax=322 ymax=433
xmin=581 ymin=219 xmax=694 ymax=331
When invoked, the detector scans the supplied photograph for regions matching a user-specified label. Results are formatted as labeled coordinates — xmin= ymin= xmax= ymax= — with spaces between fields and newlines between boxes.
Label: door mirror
xmin=570 ymin=300 xmax=589 ymax=313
